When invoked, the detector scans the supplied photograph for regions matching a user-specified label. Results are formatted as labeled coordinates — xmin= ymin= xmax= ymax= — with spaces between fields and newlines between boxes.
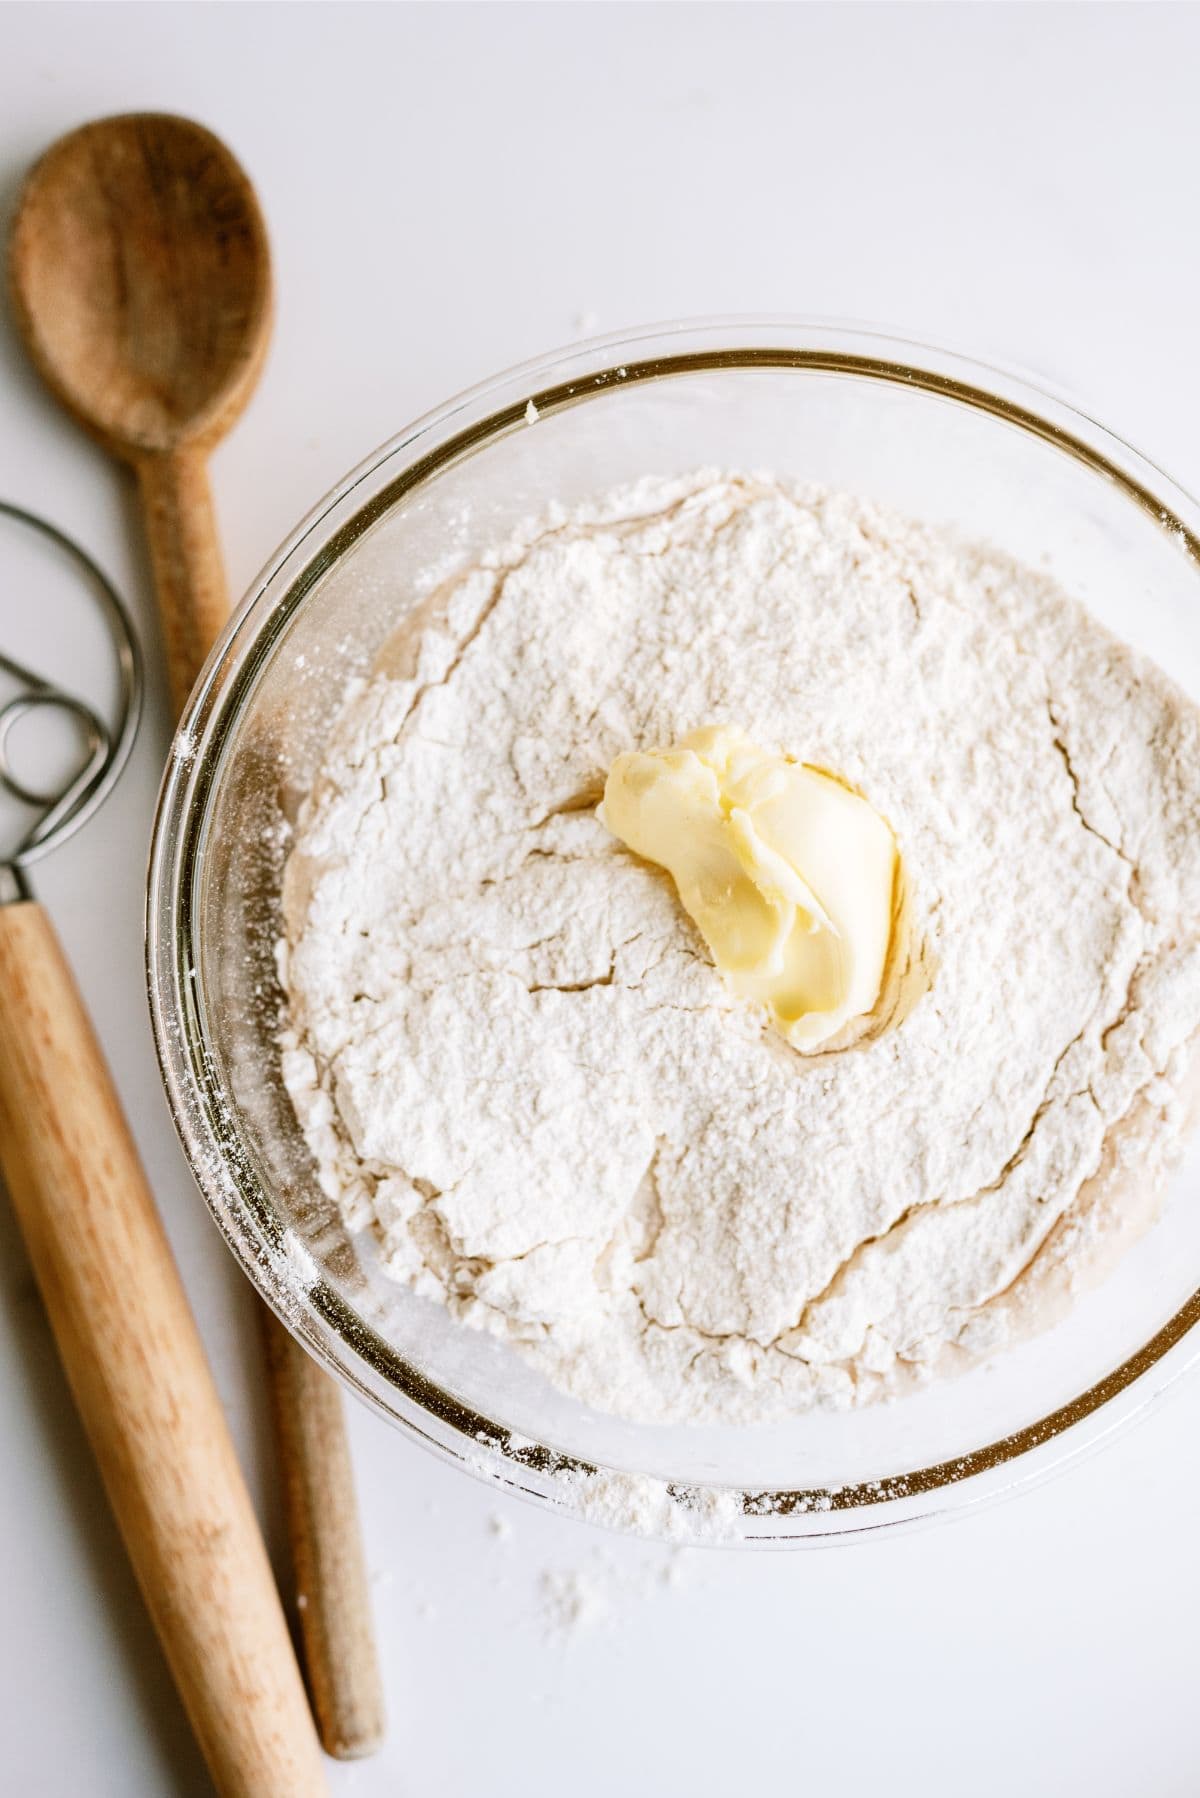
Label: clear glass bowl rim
xmin=146 ymin=315 xmax=1200 ymax=1543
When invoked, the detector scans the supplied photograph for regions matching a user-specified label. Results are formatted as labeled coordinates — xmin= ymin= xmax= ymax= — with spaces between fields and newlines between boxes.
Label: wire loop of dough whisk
xmin=0 ymin=500 xmax=143 ymax=873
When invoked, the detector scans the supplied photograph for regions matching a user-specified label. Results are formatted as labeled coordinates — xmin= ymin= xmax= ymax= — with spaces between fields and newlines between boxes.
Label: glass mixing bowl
xmin=148 ymin=318 xmax=1200 ymax=1542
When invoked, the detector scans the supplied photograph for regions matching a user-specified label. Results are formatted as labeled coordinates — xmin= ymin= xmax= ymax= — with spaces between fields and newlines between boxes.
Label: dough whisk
xmin=0 ymin=499 xmax=325 ymax=1797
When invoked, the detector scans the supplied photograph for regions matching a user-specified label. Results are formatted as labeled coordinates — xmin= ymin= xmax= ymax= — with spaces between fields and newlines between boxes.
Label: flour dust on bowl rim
xmin=146 ymin=317 xmax=1200 ymax=1544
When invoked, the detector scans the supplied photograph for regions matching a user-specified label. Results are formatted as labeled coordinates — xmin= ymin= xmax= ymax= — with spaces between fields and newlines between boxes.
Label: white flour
xmin=280 ymin=472 xmax=1200 ymax=1425
xmin=538 ymin=1548 xmax=695 ymax=1639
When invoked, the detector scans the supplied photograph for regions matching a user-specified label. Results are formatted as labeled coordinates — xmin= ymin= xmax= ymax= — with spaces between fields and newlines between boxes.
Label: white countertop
xmin=3 ymin=5 xmax=1199 ymax=1793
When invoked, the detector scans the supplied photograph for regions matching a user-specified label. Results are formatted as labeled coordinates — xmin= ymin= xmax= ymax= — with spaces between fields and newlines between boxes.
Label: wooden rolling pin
xmin=9 ymin=113 xmax=384 ymax=1763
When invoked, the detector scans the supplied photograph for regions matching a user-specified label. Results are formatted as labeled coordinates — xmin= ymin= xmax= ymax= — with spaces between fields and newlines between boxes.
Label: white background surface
xmin=2 ymin=4 xmax=1199 ymax=1793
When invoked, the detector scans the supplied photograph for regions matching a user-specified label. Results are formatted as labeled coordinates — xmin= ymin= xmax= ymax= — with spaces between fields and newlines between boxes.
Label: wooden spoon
xmin=9 ymin=114 xmax=384 ymax=1762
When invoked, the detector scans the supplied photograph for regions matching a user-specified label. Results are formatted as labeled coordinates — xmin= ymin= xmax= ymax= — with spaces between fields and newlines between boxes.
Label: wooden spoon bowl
xmin=9 ymin=114 xmax=271 ymax=715
xmin=10 ymin=112 xmax=271 ymax=457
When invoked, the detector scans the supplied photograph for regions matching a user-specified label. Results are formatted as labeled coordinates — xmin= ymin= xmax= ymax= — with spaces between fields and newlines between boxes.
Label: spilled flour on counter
xmin=279 ymin=471 xmax=1200 ymax=1424
xmin=538 ymin=1548 xmax=698 ymax=1640
xmin=539 ymin=1566 xmax=612 ymax=1636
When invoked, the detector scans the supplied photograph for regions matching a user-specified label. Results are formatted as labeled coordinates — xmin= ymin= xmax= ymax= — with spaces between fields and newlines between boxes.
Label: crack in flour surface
xmin=279 ymin=472 xmax=1200 ymax=1424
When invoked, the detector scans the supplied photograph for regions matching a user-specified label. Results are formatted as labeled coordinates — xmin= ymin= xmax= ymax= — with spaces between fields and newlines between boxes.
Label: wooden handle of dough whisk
xmin=139 ymin=438 xmax=386 ymax=1760
xmin=136 ymin=448 xmax=233 ymax=723
xmin=0 ymin=899 xmax=326 ymax=1798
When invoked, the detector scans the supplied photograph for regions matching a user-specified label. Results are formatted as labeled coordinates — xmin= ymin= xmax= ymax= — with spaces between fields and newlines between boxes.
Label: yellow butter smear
xmin=599 ymin=725 xmax=898 ymax=1050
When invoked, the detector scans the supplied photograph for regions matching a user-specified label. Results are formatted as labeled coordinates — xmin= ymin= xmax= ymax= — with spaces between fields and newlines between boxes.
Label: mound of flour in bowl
xmin=279 ymin=471 xmax=1200 ymax=1424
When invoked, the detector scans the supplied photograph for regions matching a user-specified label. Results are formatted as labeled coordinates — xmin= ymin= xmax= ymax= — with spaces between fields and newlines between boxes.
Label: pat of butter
xmin=599 ymin=725 xmax=897 ymax=1050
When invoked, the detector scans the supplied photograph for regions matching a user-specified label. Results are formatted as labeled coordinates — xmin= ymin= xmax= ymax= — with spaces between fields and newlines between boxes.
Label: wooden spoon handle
xmin=0 ymin=899 xmax=325 ymax=1798
xmin=136 ymin=448 xmax=233 ymax=721
xmin=138 ymin=437 xmax=385 ymax=1761
xmin=262 ymin=1311 xmax=385 ymax=1758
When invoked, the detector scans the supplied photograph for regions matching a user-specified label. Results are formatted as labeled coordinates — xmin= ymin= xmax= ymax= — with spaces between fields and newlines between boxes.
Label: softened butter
xmin=599 ymin=725 xmax=897 ymax=1049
